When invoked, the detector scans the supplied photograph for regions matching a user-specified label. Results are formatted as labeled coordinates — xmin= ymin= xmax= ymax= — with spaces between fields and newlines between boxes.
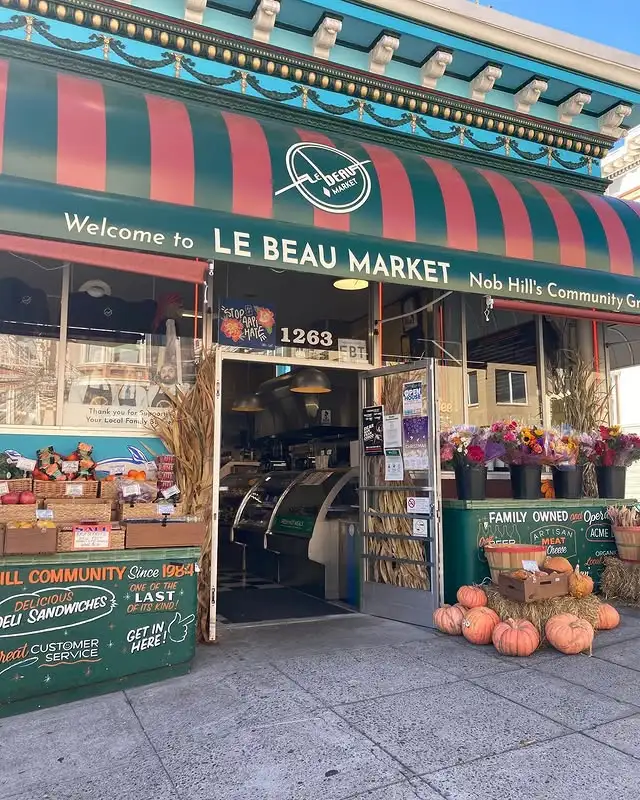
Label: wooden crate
xmin=498 ymin=570 xmax=569 ymax=603
xmin=34 ymin=480 xmax=99 ymax=499
xmin=56 ymin=524 xmax=125 ymax=552
xmin=125 ymin=522 xmax=205 ymax=549
xmin=4 ymin=525 xmax=57 ymax=555
xmin=0 ymin=504 xmax=39 ymax=524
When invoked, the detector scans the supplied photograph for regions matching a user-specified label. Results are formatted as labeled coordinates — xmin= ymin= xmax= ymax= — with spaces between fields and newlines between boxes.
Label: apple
xmin=1 ymin=492 xmax=20 ymax=505
xmin=18 ymin=491 xmax=36 ymax=505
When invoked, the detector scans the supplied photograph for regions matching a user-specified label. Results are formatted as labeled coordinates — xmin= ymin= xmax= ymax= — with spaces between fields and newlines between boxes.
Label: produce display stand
xmin=0 ymin=546 xmax=199 ymax=717
xmin=442 ymin=499 xmax=629 ymax=604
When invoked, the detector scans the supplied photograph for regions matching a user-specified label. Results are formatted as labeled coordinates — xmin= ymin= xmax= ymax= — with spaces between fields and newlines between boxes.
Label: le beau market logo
xmin=275 ymin=143 xmax=372 ymax=214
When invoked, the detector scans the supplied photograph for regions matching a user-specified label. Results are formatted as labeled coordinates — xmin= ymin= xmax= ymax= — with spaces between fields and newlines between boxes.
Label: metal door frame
xmin=358 ymin=359 xmax=443 ymax=627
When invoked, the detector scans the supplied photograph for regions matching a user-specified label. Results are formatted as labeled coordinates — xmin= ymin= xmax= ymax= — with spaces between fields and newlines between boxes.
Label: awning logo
xmin=275 ymin=143 xmax=371 ymax=214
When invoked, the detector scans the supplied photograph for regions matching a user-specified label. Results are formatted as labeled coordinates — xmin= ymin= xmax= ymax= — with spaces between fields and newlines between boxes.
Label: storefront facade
xmin=2 ymin=0 xmax=640 ymax=693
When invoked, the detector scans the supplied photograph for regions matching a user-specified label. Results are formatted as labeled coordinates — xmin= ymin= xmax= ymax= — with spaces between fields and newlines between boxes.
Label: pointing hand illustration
xmin=167 ymin=612 xmax=196 ymax=643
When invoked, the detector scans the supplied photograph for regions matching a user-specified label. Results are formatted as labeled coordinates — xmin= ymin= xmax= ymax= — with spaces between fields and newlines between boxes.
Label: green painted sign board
xmin=272 ymin=515 xmax=316 ymax=536
xmin=0 ymin=548 xmax=198 ymax=713
xmin=442 ymin=501 xmax=620 ymax=604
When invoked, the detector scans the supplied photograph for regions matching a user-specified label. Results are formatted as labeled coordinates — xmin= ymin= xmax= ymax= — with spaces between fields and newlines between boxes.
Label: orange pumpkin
xmin=433 ymin=604 xmax=465 ymax=636
xmin=596 ymin=603 xmax=620 ymax=631
xmin=492 ymin=618 xmax=540 ymax=657
xmin=456 ymin=585 xmax=487 ymax=609
xmin=568 ymin=565 xmax=594 ymax=598
xmin=462 ymin=607 xmax=499 ymax=645
xmin=543 ymin=556 xmax=573 ymax=575
xmin=545 ymin=613 xmax=594 ymax=655
xmin=454 ymin=603 xmax=468 ymax=614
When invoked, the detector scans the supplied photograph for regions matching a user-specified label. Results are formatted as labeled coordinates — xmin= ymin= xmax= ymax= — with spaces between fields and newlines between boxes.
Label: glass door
xmin=359 ymin=360 xmax=442 ymax=626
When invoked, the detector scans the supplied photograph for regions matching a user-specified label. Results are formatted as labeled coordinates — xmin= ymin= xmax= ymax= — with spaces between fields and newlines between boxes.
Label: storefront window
xmin=214 ymin=262 xmax=371 ymax=364
xmin=0 ymin=252 xmax=61 ymax=426
xmin=63 ymin=265 xmax=199 ymax=430
xmin=465 ymin=296 xmax=541 ymax=427
xmin=431 ymin=293 xmax=464 ymax=429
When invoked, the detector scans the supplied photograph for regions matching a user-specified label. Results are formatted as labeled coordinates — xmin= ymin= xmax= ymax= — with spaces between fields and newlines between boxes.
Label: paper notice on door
xmin=384 ymin=450 xmax=404 ymax=482
xmin=383 ymin=414 xmax=403 ymax=450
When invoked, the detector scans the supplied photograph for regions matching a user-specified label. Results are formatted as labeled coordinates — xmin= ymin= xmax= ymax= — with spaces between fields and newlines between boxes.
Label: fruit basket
xmin=34 ymin=480 xmax=99 ymax=499
xmin=56 ymin=523 xmax=125 ymax=552
xmin=0 ymin=503 xmax=39 ymax=524
xmin=120 ymin=502 xmax=184 ymax=521
xmin=0 ymin=478 xmax=33 ymax=494
xmin=44 ymin=500 xmax=112 ymax=523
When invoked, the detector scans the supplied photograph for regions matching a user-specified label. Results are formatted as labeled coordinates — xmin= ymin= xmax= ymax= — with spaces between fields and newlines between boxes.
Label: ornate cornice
xmin=0 ymin=35 xmax=609 ymax=193
xmin=0 ymin=0 xmax=613 ymax=160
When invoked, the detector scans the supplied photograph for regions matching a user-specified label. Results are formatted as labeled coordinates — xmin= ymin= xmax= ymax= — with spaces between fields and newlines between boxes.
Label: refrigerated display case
xmin=219 ymin=468 xmax=261 ymax=529
xmin=232 ymin=471 xmax=303 ymax=549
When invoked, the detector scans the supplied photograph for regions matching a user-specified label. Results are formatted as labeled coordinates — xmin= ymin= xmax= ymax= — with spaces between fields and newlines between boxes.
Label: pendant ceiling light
xmin=231 ymin=393 xmax=264 ymax=412
xmin=290 ymin=368 xmax=332 ymax=394
xmin=333 ymin=278 xmax=369 ymax=291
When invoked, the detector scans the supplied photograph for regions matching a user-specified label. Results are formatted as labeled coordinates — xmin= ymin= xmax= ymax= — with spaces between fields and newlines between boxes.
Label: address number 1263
xmin=280 ymin=328 xmax=334 ymax=347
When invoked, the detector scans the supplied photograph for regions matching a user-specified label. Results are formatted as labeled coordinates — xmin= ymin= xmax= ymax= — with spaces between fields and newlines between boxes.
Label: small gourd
xmin=543 ymin=556 xmax=573 ymax=575
xmin=568 ymin=565 xmax=594 ymax=599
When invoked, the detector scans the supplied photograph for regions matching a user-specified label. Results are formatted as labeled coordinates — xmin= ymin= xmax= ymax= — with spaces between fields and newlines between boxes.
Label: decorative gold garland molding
xmin=1 ymin=0 xmax=613 ymax=158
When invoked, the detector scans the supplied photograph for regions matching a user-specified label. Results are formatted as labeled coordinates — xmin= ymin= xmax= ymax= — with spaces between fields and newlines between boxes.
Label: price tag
xmin=157 ymin=504 xmax=176 ymax=516
xmin=16 ymin=457 xmax=36 ymax=472
xmin=36 ymin=509 xmax=54 ymax=521
xmin=65 ymin=483 xmax=84 ymax=497
xmin=0 ymin=481 xmax=9 ymax=497
xmin=109 ymin=465 xmax=124 ymax=476
xmin=62 ymin=461 xmax=79 ymax=474
xmin=122 ymin=483 xmax=141 ymax=498
xmin=522 ymin=560 xmax=540 ymax=572
xmin=161 ymin=484 xmax=180 ymax=499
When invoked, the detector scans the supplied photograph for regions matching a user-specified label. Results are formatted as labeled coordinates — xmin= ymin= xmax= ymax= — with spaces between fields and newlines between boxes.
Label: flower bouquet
xmin=547 ymin=427 xmax=582 ymax=499
xmin=441 ymin=427 xmax=504 ymax=500
xmin=585 ymin=426 xmax=640 ymax=498
xmin=490 ymin=422 xmax=551 ymax=500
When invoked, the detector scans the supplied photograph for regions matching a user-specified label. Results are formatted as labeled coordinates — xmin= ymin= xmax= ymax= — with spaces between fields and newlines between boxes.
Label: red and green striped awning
xmin=2 ymin=55 xmax=640 ymax=312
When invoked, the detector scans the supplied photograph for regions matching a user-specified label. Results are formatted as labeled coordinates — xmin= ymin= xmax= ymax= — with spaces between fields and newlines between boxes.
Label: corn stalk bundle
xmin=366 ymin=371 xmax=429 ymax=590
xmin=147 ymin=350 xmax=216 ymax=642
xmin=607 ymin=505 xmax=640 ymax=528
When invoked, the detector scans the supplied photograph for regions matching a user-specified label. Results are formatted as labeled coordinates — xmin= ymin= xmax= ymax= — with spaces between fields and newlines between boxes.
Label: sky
xmin=480 ymin=0 xmax=640 ymax=55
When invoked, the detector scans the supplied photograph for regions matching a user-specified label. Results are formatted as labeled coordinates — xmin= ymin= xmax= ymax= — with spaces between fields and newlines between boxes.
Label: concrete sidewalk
xmin=4 ymin=608 xmax=640 ymax=800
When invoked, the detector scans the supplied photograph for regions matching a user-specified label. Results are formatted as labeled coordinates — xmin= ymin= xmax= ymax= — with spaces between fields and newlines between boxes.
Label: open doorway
xmin=215 ymin=360 xmax=361 ymax=625
xmin=210 ymin=262 xmax=372 ymax=626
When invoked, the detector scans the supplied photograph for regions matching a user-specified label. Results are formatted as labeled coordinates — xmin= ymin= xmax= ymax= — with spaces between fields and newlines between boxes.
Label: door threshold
xmin=218 ymin=612 xmax=365 ymax=630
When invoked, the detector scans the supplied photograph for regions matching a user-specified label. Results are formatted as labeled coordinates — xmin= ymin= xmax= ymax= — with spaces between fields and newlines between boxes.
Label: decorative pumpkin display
xmin=492 ymin=618 xmax=540 ymax=657
xmin=545 ymin=613 xmax=594 ymax=655
xmin=596 ymin=603 xmax=620 ymax=631
xmin=544 ymin=556 xmax=573 ymax=575
xmin=454 ymin=603 xmax=468 ymax=614
xmin=456 ymin=585 xmax=487 ymax=609
xmin=568 ymin=565 xmax=594 ymax=598
xmin=433 ymin=604 xmax=465 ymax=636
xmin=462 ymin=607 xmax=499 ymax=645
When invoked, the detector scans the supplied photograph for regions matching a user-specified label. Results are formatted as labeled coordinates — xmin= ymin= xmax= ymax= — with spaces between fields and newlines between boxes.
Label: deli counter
xmin=227 ymin=468 xmax=358 ymax=599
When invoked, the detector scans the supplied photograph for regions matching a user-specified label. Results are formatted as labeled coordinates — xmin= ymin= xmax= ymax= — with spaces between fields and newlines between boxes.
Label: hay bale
xmin=601 ymin=556 xmax=640 ymax=605
xmin=484 ymin=584 xmax=601 ymax=642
